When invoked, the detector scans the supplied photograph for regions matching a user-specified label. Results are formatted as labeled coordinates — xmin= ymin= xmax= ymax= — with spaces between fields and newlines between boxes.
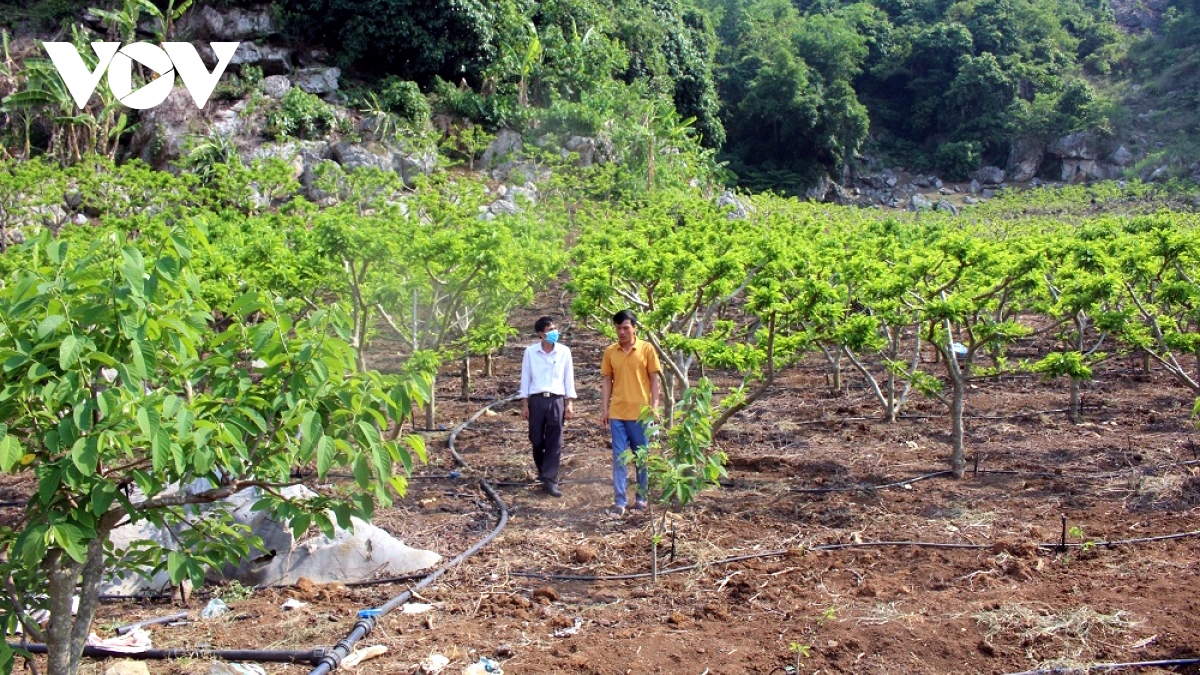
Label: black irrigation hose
xmin=7 ymin=644 xmax=328 ymax=665
xmin=306 ymin=397 xmax=514 ymax=675
xmin=446 ymin=394 xmax=521 ymax=470
xmin=1003 ymin=658 xmax=1200 ymax=674
xmin=786 ymin=470 xmax=952 ymax=494
xmin=772 ymin=457 xmax=1200 ymax=496
xmin=512 ymin=530 xmax=1200 ymax=582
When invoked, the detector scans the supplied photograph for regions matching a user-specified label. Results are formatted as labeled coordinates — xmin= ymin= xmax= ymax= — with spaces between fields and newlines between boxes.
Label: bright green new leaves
xmin=630 ymin=378 xmax=727 ymax=507
xmin=0 ymin=223 xmax=432 ymax=675
xmin=570 ymin=188 xmax=766 ymax=419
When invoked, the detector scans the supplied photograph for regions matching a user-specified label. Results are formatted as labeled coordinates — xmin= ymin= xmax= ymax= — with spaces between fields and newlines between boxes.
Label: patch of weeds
xmin=218 ymin=580 xmax=255 ymax=603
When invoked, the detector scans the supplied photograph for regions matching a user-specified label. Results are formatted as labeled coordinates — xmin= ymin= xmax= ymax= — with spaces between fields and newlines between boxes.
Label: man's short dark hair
xmin=534 ymin=316 xmax=556 ymax=333
xmin=612 ymin=309 xmax=638 ymax=326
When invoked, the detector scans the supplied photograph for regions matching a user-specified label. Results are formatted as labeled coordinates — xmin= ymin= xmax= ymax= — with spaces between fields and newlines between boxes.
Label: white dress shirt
xmin=519 ymin=342 xmax=577 ymax=399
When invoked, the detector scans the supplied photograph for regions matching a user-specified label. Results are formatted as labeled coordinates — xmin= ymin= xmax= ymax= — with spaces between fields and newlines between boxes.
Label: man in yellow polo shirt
xmin=600 ymin=309 xmax=661 ymax=517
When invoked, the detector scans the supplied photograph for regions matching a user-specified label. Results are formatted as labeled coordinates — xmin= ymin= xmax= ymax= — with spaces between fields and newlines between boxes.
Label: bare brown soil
xmin=6 ymin=296 xmax=1200 ymax=675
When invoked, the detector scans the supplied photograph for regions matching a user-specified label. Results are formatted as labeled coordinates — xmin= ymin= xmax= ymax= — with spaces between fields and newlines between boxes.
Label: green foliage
xmin=378 ymin=77 xmax=431 ymax=126
xmin=0 ymin=222 xmax=432 ymax=675
xmin=2 ymin=24 xmax=129 ymax=164
xmin=629 ymin=378 xmax=727 ymax=506
xmin=266 ymin=88 xmax=339 ymax=140
xmin=218 ymin=579 xmax=255 ymax=602
xmin=0 ymin=0 xmax=87 ymax=31
xmin=179 ymin=133 xmax=241 ymax=185
xmin=280 ymin=0 xmax=497 ymax=82
xmin=935 ymin=140 xmax=982 ymax=181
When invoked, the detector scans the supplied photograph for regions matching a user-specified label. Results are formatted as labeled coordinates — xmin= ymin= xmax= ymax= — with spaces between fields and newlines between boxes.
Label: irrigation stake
xmin=1059 ymin=514 xmax=1068 ymax=553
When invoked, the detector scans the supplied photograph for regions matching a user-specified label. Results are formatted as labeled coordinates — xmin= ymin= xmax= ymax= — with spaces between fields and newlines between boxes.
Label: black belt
xmin=534 ymin=392 xmax=563 ymax=398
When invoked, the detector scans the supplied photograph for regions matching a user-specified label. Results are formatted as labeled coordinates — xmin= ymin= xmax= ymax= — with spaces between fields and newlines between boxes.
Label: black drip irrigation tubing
xmin=1002 ymin=658 xmax=1200 ymax=674
xmin=511 ymin=530 xmax=1200 ymax=582
xmin=716 ymin=457 xmax=1200 ymax=496
xmin=306 ymin=395 xmax=514 ymax=675
xmin=9 ymin=645 xmax=330 ymax=665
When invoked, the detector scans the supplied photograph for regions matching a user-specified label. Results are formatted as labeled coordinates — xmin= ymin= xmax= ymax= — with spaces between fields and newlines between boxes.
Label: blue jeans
xmin=609 ymin=419 xmax=650 ymax=508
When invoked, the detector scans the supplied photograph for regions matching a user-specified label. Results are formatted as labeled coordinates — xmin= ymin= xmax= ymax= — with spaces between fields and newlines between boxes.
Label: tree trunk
xmin=44 ymin=517 xmax=115 ymax=675
xmin=484 ymin=353 xmax=493 ymax=377
xmin=950 ymin=376 xmax=966 ymax=479
xmin=460 ymin=353 xmax=471 ymax=401
xmin=1069 ymin=376 xmax=1081 ymax=424
xmin=662 ymin=371 xmax=676 ymax=425
xmin=426 ymin=375 xmax=437 ymax=430
xmin=45 ymin=550 xmax=83 ymax=675
xmin=1142 ymin=350 xmax=1151 ymax=374
xmin=831 ymin=352 xmax=842 ymax=391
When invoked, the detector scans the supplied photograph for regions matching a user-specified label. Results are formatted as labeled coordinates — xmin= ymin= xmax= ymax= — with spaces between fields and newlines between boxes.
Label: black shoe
xmin=543 ymin=481 xmax=563 ymax=498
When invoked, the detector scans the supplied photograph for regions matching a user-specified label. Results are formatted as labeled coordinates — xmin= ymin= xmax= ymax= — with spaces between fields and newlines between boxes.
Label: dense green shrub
xmin=379 ymin=77 xmax=431 ymax=126
xmin=267 ymin=87 xmax=338 ymax=140
xmin=935 ymin=140 xmax=982 ymax=181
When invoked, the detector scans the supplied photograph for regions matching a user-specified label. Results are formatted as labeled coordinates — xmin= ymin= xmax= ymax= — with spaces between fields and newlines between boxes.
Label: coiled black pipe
xmin=306 ymin=395 xmax=514 ymax=675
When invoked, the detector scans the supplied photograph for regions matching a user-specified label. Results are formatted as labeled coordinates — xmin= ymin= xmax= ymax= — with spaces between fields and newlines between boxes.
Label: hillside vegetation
xmin=0 ymin=0 xmax=1198 ymax=190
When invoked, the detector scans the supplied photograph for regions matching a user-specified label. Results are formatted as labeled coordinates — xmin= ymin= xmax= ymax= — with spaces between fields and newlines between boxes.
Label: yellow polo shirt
xmin=601 ymin=338 xmax=662 ymax=421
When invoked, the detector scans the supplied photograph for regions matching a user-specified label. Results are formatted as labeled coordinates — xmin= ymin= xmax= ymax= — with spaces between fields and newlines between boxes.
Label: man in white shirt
xmin=520 ymin=316 xmax=577 ymax=497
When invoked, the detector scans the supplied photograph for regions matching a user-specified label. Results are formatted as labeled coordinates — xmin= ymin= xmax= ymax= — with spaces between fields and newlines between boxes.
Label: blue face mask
xmin=544 ymin=329 xmax=560 ymax=344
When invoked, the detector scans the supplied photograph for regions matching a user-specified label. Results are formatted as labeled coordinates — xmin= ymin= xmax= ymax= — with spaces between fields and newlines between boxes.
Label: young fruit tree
xmin=0 ymin=223 xmax=431 ymax=675
xmin=374 ymin=175 xmax=565 ymax=428
xmin=915 ymin=226 xmax=1040 ymax=478
xmin=569 ymin=188 xmax=763 ymax=422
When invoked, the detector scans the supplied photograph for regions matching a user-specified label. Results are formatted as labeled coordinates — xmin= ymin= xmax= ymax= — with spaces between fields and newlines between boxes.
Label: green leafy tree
xmin=570 ymin=188 xmax=763 ymax=421
xmin=0 ymin=224 xmax=431 ymax=675
xmin=280 ymin=0 xmax=498 ymax=82
xmin=373 ymin=175 xmax=566 ymax=427
xmin=915 ymin=227 xmax=1041 ymax=477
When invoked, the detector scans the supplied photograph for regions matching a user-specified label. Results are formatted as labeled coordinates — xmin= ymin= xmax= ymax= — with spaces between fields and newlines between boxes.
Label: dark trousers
xmin=528 ymin=394 xmax=564 ymax=484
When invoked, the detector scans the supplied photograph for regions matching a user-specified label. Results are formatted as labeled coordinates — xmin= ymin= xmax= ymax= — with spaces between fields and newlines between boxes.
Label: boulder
xmin=969 ymin=179 xmax=981 ymax=194
xmin=1048 ymin=132 xmax=1098 ymax=160
xmin=482 ymin=129 xmax=523 ymax=167
xmin=104 ymin=662 xmax=151 ymax=675
xmin=1007 ymin=138 xmax=1044 ymax=182
xmin=1061 ymin=159 xmax=1112 ymax=183
xmin=488 ymin=197 xmax=522 ymax=216
xmin=126 ymin=87 xmax=203 ymax=170
xmin=1145 ymin=165 xmax=1170 ymax=183
xmin=909 ymin=194 xmax=933 ymax=211
xmin=326 ymin=141 xmax=436 ymax=188
xmin=294 ymin=67 xmax=341 ymax=95
xmin=935 ymin=199 xmax=958 ymax=215
xmin=213 ymin=42 xmax=293 ymax=76
xmin=185 ymin=5 xmax=278 ymax=40
xmin=805 ymin=175 xmax=833 ymax=202
xmin=717 ymin=190 xmax=750 ymax=219
xmin=1110 ymin=145 xmax=1134 ymax=167
xmin=563 ymin=136 xmax=597 ymax=166
xmin=329 ymin=141 xmax=391 ymax=172
xmin=262 ymin=74 xmax=291 ymax=99
xmin=970 ymin=166 xmax=1006 ymax=185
